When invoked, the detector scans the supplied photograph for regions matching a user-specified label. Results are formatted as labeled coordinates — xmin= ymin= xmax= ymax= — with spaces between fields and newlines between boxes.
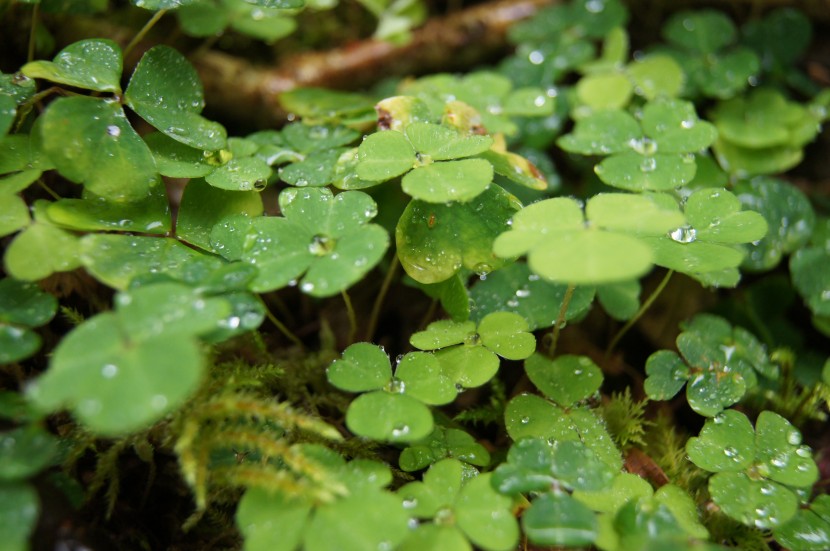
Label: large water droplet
xmin=669 ymin=226 xmax=697 ymax=243
xmin=640 ymin=156 xmax=657 ymax=173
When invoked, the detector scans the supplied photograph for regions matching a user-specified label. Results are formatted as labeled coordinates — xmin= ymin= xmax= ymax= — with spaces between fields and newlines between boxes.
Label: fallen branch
xmin=194 ymin=0 xmax=556 ymax=128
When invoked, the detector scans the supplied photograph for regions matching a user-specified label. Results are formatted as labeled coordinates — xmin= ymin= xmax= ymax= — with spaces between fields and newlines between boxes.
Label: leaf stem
xmin=257 ymin=295 xmax=304 ymax=350
xmin=548 ymin=283 xmax=575 ymax=357
xmin=124 ymin=9 xmax=167 ymax=60
xmin=341 ymin=290 xmax=357 ymax=345
xmin=364 ymin=254 xmax=399 ymax=342
xmin=27 ymin=3 xmax=39 ymax=63
xmin=606 ymin=270 xmax=674 ymax=358
xmin=37 ymin=180 xmax=61 ymax=201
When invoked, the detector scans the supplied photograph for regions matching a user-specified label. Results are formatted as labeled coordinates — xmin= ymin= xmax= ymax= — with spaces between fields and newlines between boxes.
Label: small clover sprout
xmin=399 ymin=426 xmax=491 ymax=472
xmin=398 ymin=71 xmax=554 ymax=136
xmin=409 ymin=311 xmax=536 ymax=389
xmin=687 ymin=409 xmax=819 ymax=529
xmin=493 ymin=193 xmax=684 ymax=285
xmin=661 ymin=9 xmax=760 ymax=99
xmin=327 ymin=342 xmax=457 ymax=442
xmin=210 ymin=187 xmax=389 ymax=297
xmin=558 ymin=99 xmax=716 ymax=191
xmin=398 ymin=458 xmax=519 ymax=551
xmin=356 ymin=121 xmax=494 ymax=203
xmin=645 ymin=313 xmax=776 ymax=417
xmin=506 ymin=354 xmax=621 ymax=470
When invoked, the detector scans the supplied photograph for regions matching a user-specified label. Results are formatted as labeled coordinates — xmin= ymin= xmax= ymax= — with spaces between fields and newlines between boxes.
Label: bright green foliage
xmin=278 ymin=87 xmax=376 ymax=128
xmin=409 ymin=312 xmax=535 ymax=388
xmin=398 ymin=459 xmax=518 ymax=551
xmin=735 ymin=176 xmax=815 ymax=271
xmin=661 ymin=10 xmax=759 ymax=99
xmin=686 ymin=409 xmax=818 ymax=529
xmin=177 ymin=0 xmax=299 ymax=43
xmin=396 ymin=184 xmax=520 ymax=283
xmin=505 ymin=354 xmax=621 ymax=470
xmin=469 ymin=262 xmax=596 ymax=330
xmin=710 ymin=88 xmax=826 ymax=176
xmin=399 ymin=426 xmax=490 ymax=472
xmin=0 ymin=278 xmax=57 ymax=364
xmin=356 ymin=122 xmax=494 ymax=203
xmin=275 ymin=123 xmax=360 ymax=187
xmin=4 ymin=216 xmax=81 ymax=281
xmin=125 ymin=45 xmax=226 ymax=151
xmin=21 ymin=39 xmax=123 ymax=93
xmin=210 ymin=187 xmax=388 ymax=296
xmin=558 ymin=99 xmax=716 ymax=191
xmin=773 ymin=495 xmax=830 ymax=551
xmin=493 ymin=193 xmax=684 ymax=284
xmin=327 ymin=342 xmax=455 ymax=442
xmin=355 ymin=0 xmax=426 ymax=43
xmin=398 ymin=72 xmax=553 ymax=136
xmin=645 ymin=314 xmax=776 ymax=416
xmin=0 ymin=425 xmax=58 ymax=480
xmin=642 ymin=188 xmax=768 ymax=285
xmin=27 ymin=283 xmax=232 ymax=435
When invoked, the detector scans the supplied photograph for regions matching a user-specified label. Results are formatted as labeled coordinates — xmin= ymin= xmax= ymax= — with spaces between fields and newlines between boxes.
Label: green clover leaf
xmin=686 ymin=409 xmax=818 ymax=529
xmin=493 ymin=193 xmax=684 ymax=285
xmin=125 ymin=45 xmax=227 ymax=151
xmin=504 ymin=395 xmax=621 ymax=471
xmin=0 ymin=482 xmax=39 ymax=551
xmin=40 ymin=96 xmax=159 ymax=202
xmin=790 ymin=247 xmax=830 ymax=317
xmin=0 ymin=425 xmax=58 ymax=480
xmin=559 ymin=99 xmax=716 ymax=191
xmin=356 ymin=122 xmax=494 ymax=203
xmin=4 ymin=217 xmax=81 ymax=282
xmin=177 ymin=0 xmax=299 ymax=43
xmin=27 ymin=283 xmax=232 ymax=435
xmin=642 ymin=188 xmax=768 ymax=283
xmin=645 ymin=314 xmax=776 ymax=416
xmin=398 ymin=459 xmax=518 ymax=551
xmin=469 ymin=262 xmax=596 ymax=330
xmin=396 ymin=184 xmax=520 ymax=284
xmin=409 ymin=312 xmax=535 ymax=388
xmin=773 ymin=495 xmax=830 ymax=551
xmin=211 ymin=188 xmax=388 ymax=297
xmin=399 ymin=426 xmax=491 ymax=472
xmin=0 ymin=278 xmax=57 ymax=364
xmin=21 ymin=39 xmax=122 ymax=93
xmin=525 ymin=354 xmax=603 ymax=407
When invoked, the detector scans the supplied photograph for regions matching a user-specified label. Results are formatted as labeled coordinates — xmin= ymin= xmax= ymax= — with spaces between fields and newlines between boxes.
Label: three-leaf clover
xmin=327 ymin=342 xmax=457 ymax=443
xmin=210 ymin=187 xmax=389 ymax=297
xmin=409 ymin=312 xmax=536 ymax=389
xmin=26 ymin=282 xmax=233 ymax=435
xmin=558 ymin=98 xmax=716 ymax=191
xmin=398 ymin=458 xmax=519 ymax=551
xmin=661 ymin=9 xmax=760 ymax=99
xmin=505 ymin=354 xmax=622 ymax=470
xmin=493 ymin=193 xmax=685 ymax=284
xmin=492 ymin=437 xmax=617 ymax=548
xmin=645 ymin=314 xmax=777 ymax=417
xmin=642 ymin=187 xmax=768 ymax=285
xmin=356 ymin=122 xmax=494 ymax=203
xmin=687 ymin=409 xmax=819 ymax=529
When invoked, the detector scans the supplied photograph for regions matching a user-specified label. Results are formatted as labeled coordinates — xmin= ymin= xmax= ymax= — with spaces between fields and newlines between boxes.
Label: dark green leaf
xmin=523 ymin=492 xmax=598 ymax=547
xmin=22 ymin=39 xmax=122 ymax=92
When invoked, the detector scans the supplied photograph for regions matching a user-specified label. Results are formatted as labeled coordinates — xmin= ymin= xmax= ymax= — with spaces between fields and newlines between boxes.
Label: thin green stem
xmin=364 ymin=254 xmax=399 ymax=342
xmin=123 ymin=9 xmax=167 ymax=59
xmin=257 ymin=295 xmax=304 ymax=350
xmin=548 ymin=283 xmax=576 ymax=357
xmin=606 ymin=270 xmax=674 ymax=358
xmin=37 ymin=180 xmax=61 ymax=201
xmin=341 ymin=290 xmax=357 ymax=345
xmin=27 ymin=3 xmax=39 ymax=62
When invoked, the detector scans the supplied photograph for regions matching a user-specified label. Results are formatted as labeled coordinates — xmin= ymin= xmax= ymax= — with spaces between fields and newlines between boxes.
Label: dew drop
xmin=391 ymin=424 xmax=411 ymax=438
xmin=106 ymin=125 xmax=121 ymax=137
xmin=520 ymin=416 xmax=531 ymax=424
xmin=101 ymin=364 xmax=118 ymax=378
xmin=640 ymin=156 xmax=657 ymax=173
xmin=669 ymin=226 xmax=697 ymax=243
xmin=528 ymin=50 xmax=545 ymax=65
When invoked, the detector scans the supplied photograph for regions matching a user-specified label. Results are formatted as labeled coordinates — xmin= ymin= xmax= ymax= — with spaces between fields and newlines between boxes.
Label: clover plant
xmin=1 ymin=0 xmax=829 ymax=550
